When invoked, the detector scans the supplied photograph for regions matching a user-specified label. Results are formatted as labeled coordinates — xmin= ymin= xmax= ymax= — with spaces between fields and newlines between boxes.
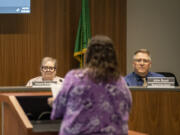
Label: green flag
xmin=74 ymin=0 xmax=91 ymax=67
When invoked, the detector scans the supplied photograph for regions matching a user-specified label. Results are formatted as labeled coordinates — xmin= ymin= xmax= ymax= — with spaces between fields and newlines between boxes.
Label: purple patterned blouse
xmin=51 ymin=69 xmax=132 ymax=135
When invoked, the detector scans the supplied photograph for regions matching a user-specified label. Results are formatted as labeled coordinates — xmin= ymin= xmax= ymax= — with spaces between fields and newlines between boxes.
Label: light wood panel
xmin=0 ymin=0 xmax=126 ymax=86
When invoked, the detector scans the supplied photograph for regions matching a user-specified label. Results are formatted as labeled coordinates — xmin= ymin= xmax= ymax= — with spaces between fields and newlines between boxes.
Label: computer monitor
xmin=0 ymin=0 xmax=31 ymax=14
xmin=16 ymin=96 xmax=52 ymax=121
xmin=16 ymin=95 xmax=61 ymax=132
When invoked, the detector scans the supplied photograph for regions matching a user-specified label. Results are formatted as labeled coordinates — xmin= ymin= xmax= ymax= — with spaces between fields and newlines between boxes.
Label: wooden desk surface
xmin=129 ymin=87 xmax=180 ymax=135
xmin=0 ymin=87 xmax=148 ymax=135
xmin=3 ymin=86 xmax=180 ymax=135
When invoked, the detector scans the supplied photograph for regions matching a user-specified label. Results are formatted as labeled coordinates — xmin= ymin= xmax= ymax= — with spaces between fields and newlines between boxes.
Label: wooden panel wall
xmin=0 ymin=0 xmax=126 ymax=86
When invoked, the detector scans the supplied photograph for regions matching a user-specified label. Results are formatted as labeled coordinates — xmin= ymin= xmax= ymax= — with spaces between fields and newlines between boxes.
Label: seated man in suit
xmin=125 ymin=49 xmax=164 ymax=86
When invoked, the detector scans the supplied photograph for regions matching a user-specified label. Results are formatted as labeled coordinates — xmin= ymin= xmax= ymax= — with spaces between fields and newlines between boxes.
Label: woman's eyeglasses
xmin=41 ymin=66 xmax=56 ymax=72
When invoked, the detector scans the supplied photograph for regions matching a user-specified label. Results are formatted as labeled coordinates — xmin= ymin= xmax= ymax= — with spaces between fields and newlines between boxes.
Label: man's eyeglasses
xmin=41 ymin=66 xmax=56 ymax=72
xmin=134 ymin=59 xmax=150 ymax=63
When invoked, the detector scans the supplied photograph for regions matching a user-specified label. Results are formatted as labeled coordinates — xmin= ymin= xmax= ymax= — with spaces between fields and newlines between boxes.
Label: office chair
xmin=156 ymin=72 xmax=179 ymax=86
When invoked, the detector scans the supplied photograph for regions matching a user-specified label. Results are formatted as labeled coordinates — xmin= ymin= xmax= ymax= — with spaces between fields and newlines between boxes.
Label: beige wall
xmin=127 ymin=0 xmax=180 ymax=83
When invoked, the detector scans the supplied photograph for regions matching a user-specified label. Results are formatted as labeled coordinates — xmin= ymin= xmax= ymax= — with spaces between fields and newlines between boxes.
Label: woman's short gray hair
xmin=41 ymin=57 xmax=57 ymax=68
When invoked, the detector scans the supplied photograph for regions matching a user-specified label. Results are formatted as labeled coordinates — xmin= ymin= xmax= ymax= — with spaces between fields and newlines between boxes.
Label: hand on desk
xmin=47 ymin=97 xmax=55 ymax=107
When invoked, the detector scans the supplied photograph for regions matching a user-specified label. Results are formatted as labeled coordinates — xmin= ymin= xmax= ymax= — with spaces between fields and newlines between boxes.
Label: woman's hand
xmin=47 ymin=97 xmax=55 ymax=107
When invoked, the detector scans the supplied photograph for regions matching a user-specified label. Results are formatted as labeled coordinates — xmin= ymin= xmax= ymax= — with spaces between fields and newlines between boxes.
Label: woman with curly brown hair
xmin=51 ymin=35 xmax=132 ymax=135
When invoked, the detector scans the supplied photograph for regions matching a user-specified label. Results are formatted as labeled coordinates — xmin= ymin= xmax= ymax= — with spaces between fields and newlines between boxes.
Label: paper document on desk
xmin=32 ymin=81 xmax=63 ymax=98
xmin=50 ymin=83 xmax=63 ymax=98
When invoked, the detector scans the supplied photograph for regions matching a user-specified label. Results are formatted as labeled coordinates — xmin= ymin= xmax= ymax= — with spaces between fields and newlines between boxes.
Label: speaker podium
xmin=0 ymin=87 xmax=57 ymax=135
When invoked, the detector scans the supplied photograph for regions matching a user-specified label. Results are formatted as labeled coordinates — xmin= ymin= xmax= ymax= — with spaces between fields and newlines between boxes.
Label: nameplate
xmin=147 ymin=77 xmax=175 ymax=88
xmin=32 ymin=81 xmax=57 ymax=87
xmin=32 ymin=81 xmax=62 ymax=98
